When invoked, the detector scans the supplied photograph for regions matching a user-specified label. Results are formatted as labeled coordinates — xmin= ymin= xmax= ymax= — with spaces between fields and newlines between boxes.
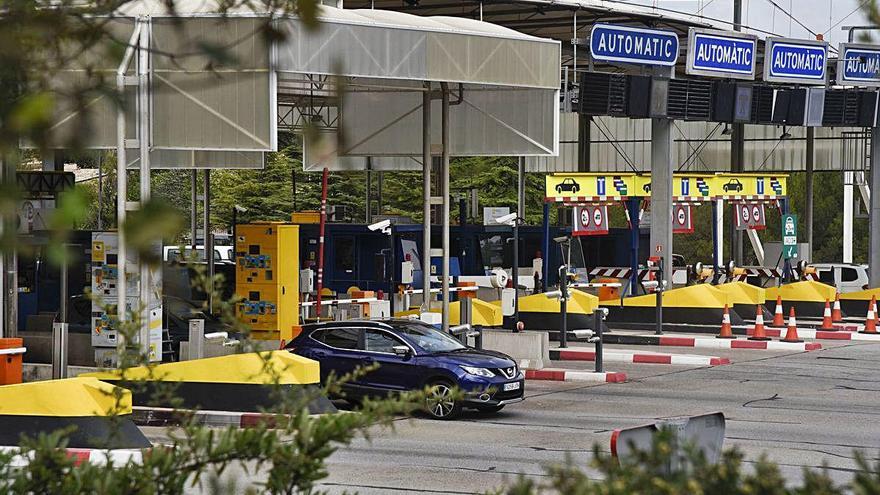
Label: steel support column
xmin=204 ymin=169 xmax=214 ymax=315
xmin=1 ymin=155 xmax=17 ymax=337
xmin=650 ymin=118 xmax=674 ymax=284
xmin=421 ymin=83 xmax=432 ymax=310
xmin=441 ymin=83 xmax=451 ymax=333
xmin=191 ymin=171 xmax=198 ymax=251
xmin=577 ymin=115 xmax=591 ymax=171
xmin=805 ymin=127 xmax=814 ymax=261
xmin=627 ymin=198 xmax=640 ymax=296
xmin=844 ymin=171 xmax=854 ymax=263
xmin=869 ymin=127 xmax=880 ymax=287
xmin=137 ymin=23 xmax=151 ymax=355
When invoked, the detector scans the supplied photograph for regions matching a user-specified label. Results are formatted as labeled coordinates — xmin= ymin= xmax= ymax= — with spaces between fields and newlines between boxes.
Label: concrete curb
xmin=603 ymin=334 xmax=821 ymax=351
xmin=0 ymin=446 xmax=145 ymax=467
xmin=550 ymin=347 xmax=730 ymax=366
xmin=748 ymin=327 xmax=880 ymax=341
xmin=525 ymin=369 xmax=627 ymax=382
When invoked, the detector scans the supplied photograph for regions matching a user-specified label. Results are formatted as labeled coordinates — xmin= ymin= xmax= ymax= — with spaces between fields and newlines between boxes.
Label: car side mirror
xmin=392 ymin=345 xmax=411 ymax=357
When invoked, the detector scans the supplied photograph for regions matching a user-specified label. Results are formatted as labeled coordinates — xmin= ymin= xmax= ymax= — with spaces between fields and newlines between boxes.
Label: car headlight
xmin=460 ymin=366 xmax=495 ymax=378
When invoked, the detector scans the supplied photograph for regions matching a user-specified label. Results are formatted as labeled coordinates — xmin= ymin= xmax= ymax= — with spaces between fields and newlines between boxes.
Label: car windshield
xmin=394 ymin=322 xmax=466 ymax=353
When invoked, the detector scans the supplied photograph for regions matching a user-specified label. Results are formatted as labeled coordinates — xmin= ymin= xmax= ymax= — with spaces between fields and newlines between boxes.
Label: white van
xmin=811 ymin=263 xmax=869 ymax=293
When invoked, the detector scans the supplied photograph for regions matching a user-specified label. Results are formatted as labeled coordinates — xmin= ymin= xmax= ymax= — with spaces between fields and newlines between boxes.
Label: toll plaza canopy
xmin=52 ymin=1 xmax=561 ymax=170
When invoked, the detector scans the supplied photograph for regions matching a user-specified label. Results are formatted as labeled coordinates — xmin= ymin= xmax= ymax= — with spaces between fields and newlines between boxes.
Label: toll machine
xmin=234 ymin=223 xmax=300 ymax=341
xmin=90 ymin=232 xmax=163 ymax=366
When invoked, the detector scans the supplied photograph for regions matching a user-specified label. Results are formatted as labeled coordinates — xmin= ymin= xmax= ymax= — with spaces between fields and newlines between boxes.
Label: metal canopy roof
xmin=351 ymin=0 xmax=719 ymax=70
xmin=58 ymin=1 xmax=559 ymax=169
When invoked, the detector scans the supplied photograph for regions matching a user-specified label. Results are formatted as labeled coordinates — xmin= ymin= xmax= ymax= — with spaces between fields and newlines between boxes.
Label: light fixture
xmin=721 ymin=124 xmax=732 ymax=136
xmin=779 ymin=126 xmax=791 ymax=140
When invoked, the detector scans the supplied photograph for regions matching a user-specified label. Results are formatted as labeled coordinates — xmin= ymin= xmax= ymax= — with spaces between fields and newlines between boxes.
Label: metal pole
xmin=541 ymin=203 xmax=550 ymax=291
xmin=514 ymin=157 xmax=523 ymax=329
xmin=1 ymin=155 xmax=17 ymax=338
xmin=869 ymin=127 xmax=880 ymax=287
xmin=441 ymin=82 xmax=451 ymax=334
xmin=655 ymin=257 xmax=664 ymax=336
xmin=97 ymin=154 xmax=103 ymax=230
xmin=53 ymin=251 xmax=69 ymax=379
xmin=138 ymin=21 xmax=151 ymax=355
xmin=422 ymin=83 xmax=432 ymax=311
xmin=731 ymin=0 xmax=745 ymax=267
xmin=115 ymin=57 xmax=128 ymax=355
xmin=844 ymin=171 xmax=854 ymax=263
xmin=594 ymin=309 xmax=604 ymax=373
xmin=805 ymin=127 xmax=814 ymax=261
xmin=204 ymin=169 xmax=213 ymax=315
xmin=650 ymin=118 xmax=674 ymax=284
xmin=628 ymin=198 xmax=640 ymax=296
xmin=365 ymin=159 xmax=372 ymax=223
xmin=315 ymin=168 xmax=329 ymax=318
xmin=559 ymin=264 xmax=568 ymax=348
xmin=191 ymin=170 xmax=198 ymax=250
xmin=389 ymin=226 xmax=395 ymax=314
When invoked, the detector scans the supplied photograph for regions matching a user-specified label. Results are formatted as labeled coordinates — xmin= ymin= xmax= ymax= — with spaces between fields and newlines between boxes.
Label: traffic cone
xmin=717 ymin=304 xmax=735 ymax=339
xmin=859 ymin=296 xmax=877 ymax=335
xmin=832 ymin=292 xmax=843 ymax=323
xmin=820 ymin=299 xmax=834 ymax=330
xmin=772 ymin=295 xmax=784 ymax=327
xmin=781 ymin=307 xmax=802 ymax=343
xmin=748 ymin=305 xmax=770 ymax=341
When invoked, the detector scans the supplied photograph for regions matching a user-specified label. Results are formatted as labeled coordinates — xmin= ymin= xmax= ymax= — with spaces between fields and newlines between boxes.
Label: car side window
xmin=364 ymin=329 xmax=404 ymax=354
xmin=319 ymin=328 xmax=360 ymax=350
xmin=841 ymin=267 xmax=860 ymax=283
xmin=818 ymin=269 xmax=835 ymax=285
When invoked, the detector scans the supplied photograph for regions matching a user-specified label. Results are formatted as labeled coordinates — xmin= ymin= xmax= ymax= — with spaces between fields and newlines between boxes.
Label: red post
xmin=314 ymin=168 xmax=329 ymax=319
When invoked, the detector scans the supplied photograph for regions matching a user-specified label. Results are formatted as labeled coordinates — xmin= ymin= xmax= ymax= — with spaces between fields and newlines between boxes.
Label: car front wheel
xmin=426 ymin=381 xmax=462 ymax=420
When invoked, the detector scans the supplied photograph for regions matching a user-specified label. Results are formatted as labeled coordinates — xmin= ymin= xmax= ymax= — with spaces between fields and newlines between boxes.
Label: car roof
xmin=301 ymin=318 xmax=424 ymax=332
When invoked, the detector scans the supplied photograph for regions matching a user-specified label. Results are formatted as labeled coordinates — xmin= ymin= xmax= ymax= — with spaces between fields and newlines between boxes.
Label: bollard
xmin=52 ymin=322 xmax=68 ymax=379
xmin=594 ymin=308 xmax=607 ymax=373
xmin=559 ymin=265 xmax=569 ymax=349
xmin=188 ymin=319 xmax=205 ymax=360
xmin=473 ymin=325 xmax=483 ymax=350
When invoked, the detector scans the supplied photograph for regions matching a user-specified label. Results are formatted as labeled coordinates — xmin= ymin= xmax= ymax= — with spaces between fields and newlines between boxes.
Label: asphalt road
xmin=145 ymin=340 xmax=880 ymax=493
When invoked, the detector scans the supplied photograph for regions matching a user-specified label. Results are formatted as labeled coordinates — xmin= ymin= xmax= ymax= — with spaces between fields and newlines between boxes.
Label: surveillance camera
xmin=368 ymin=219 xmax=392 ymax=234
xmin=493 ymin=212 xmax=518 ymax=226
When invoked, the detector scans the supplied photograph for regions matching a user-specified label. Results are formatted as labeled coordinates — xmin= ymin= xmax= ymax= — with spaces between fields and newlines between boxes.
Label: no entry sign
xmin=734 ymin=202 xmax=766 ymax=230
xmin=673 ymin=204 xmax=694 ymax=234
xmin=573 ymin=205 xmax=609 ymax=236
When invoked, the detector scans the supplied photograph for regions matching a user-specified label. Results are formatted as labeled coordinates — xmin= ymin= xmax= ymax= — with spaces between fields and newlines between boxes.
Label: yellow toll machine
xmin=235 ymin=223 xmax=300 ymax=341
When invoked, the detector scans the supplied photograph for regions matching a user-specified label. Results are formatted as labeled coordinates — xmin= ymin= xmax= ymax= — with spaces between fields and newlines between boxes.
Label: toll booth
xmin=234 ymin=223 xmax=300 ymax=341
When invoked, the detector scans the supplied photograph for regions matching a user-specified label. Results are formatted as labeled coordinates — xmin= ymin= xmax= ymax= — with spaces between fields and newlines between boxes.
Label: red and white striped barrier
xmin=300 ymin=297 xmax=378 ymax=307
xmin=550 ymin=347 xmax=730 ymax=366
xmin=525 ymin=369 xmax=627 ymax=383
xmin=655 ymin=336 xmax=821 ymax=351
xmin=747 ymin=327 xmax=880 ymax=341
xmin=132 ymin=406 xmax=305 ymax=428
xmin=0 ymin=446 xmax=145 ymax=467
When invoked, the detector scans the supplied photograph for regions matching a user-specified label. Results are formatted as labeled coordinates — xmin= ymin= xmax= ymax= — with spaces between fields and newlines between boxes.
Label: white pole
xmin=844 ymin=171 xmax=854 ymax=263
xmin=137 ymin=18 xmax=151 ymax=357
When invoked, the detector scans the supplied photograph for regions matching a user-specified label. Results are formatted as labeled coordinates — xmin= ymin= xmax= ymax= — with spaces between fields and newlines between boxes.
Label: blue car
xmin=287 ymin=319 xmax=524 ymax=419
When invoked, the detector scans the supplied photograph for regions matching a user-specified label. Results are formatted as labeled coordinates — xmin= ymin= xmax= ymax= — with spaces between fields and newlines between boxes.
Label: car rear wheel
xmin=426 ymin=381 xmax=461 ymax=420
xmin=476 ymin=404 xmax=505 ymax=414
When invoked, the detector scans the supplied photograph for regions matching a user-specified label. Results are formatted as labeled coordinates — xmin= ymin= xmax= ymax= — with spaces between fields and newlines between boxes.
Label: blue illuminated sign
xmin=686 ymin=28 xmax=756 ymax=79
xmin=838 ymin=43 xmax=880 ymax=87
xmin=764 ymin=37 xmax=828 ymax=85
xmin=590 ymin=24 xmax=679 ymax=67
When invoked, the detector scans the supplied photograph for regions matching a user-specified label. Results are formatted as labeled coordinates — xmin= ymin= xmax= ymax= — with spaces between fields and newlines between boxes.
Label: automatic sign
xmin=573 ymin=205 xmax=609 ymax=236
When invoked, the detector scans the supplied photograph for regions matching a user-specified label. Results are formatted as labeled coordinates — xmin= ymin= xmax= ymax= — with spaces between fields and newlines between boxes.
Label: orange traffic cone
xmin=781 ymin=307 xmax=802 ymax=343
xmin=748 ymin=305 xmax=770 ymax=341
xmin=717 ymin=304 xmax=735 ymax=339
xmin=860 ymin=296 xmax=878 ymax=334
xmin=832 ymin=292 xmax=843 ymax=322
xmin=772 ymin=295 xmax=784 ymax=327
xmin=820 ymin=299 xmax=835 ymax=330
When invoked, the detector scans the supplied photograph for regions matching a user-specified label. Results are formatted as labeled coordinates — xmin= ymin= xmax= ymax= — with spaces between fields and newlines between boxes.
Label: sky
xmin=638 ymin=0 xmax=873 ymax=46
